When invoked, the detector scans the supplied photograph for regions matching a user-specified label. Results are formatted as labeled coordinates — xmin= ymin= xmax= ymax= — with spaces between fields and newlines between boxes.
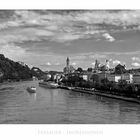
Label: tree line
xmin=0 ymin=54 xmax=44 ymax=82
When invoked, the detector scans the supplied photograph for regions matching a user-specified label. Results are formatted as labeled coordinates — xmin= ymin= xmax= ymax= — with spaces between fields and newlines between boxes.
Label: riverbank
xmin=59 ymin=86 xmax=140 ymax=104
xmin=0 ymin=78 xmax=35 ymax=85
xmin=58 ymin=85 xmax=73 ymax=90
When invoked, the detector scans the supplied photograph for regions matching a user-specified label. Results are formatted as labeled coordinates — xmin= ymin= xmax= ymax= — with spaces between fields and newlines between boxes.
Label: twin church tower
xmin=63 ymin=57 xmax=110 ymax=74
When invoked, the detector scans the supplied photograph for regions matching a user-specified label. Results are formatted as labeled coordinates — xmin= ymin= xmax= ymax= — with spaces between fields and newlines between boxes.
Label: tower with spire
xmin=94 ymin=59 xmax=100 ymax=70
xmin=105 ymin=59 xmax=110 ymax=70
xmin=63 ymin=57 xmax=75 ymax=74
xmin=66 ymin=57 xmax=70 ymax=67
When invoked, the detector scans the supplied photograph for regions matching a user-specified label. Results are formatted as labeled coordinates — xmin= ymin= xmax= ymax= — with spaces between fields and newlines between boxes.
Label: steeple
xmin=105 ymin=59 xmax=110 ymax=70
xmin=66 ymin=57 xmax=70 ymax=67
xmin=94 ymin=59 xmax=99 ymax=70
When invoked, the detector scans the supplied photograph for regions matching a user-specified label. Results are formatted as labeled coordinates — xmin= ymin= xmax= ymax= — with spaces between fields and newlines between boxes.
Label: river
xmin=0 ymin=80 xmax=140 ymax=124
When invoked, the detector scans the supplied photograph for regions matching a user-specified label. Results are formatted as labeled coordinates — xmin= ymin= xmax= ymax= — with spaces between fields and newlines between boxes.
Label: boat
xmin=39 ymin=81 xmax=59 ymax=89
xmin=27 ymin=86 xmax=36 ymax=93
xmin=58 ymin=85 xmax=74 ymax=90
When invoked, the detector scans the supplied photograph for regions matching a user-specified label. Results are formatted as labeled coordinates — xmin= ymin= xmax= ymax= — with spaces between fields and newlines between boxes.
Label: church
xmin=63 ymin=57 xmax=75 ymax=74
xmin=93 ymin=59 xmax=110 ymax=73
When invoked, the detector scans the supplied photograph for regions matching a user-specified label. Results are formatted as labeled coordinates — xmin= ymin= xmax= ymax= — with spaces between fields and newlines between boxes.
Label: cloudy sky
xmin=0 ymin=10 xmax=140 ymax=71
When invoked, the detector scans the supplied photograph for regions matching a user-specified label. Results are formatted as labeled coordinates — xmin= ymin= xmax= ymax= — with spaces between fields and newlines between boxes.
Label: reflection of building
xmin=63 ymin=57 xmax=75 ymax=74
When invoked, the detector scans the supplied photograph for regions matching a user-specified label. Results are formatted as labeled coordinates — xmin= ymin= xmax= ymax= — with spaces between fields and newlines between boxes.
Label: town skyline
xmin=0 ymin=10 xmax=140 ymax=71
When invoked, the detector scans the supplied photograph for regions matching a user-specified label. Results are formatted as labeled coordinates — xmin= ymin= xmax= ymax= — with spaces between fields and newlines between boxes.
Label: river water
xmin=0 ymin=80 xmax=140 ymax=124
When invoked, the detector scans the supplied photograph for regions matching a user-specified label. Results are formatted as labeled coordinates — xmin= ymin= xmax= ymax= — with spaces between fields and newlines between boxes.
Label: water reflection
xmin=0 ymin=81 xmax=140 ymax=124
xmin=28 ymin=92 xmax=37 ymax=102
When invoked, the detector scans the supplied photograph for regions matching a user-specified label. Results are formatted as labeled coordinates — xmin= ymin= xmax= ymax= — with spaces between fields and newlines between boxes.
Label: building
xmin=133 ymin=74 xmax=140 ymax=84
xmin=94 ymin=59 xmax=100 ymax=71
xmin=91 ymin=72 xmax=132 ymax=83
xmin=121 ymin=73 xmax=133 ymax=83
xmin=80 ymin=72 xmax=93 ymax=81
xmin=106 ymin=74 xmax=121 ymax=82
xmin=106 ymin=73 xmax=133 ymax=83
xmin=93 ymin=59 xmax=110 ymax=73
xmin=105 ymin=59 xmax=110 ymax=70
xmin=63 ymin=57 xmax=75 ymax=74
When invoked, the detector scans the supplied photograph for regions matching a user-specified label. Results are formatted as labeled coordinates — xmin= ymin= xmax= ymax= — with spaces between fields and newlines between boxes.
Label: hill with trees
xmin=0 ymin=54 xmax=44 ymax=82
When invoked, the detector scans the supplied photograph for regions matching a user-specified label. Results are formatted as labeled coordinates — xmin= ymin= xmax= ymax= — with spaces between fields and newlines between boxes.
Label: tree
xmin=76 ymin=67 xmax=83 ymax=73
xmin=87 ymin=67 xmax=92 ymax=72
xmin=91 ymin=74 xmax=99 ymax=85
xmin=0 ymin=54 xmax=41 ymax=81
xmin=118 ymin=80 xmax=127 ymax=88
xmin=115 ymin=64 xmax=126 ymax=74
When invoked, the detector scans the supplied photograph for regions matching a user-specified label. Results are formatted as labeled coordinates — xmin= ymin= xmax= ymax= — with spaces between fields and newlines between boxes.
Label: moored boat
xmin=27 ymin=86 xmax=36 ymax=93
xmin=39 ymin=81 xmax=59 ymax=89
xmin=58 ymin=85 xmax=74 ymax=90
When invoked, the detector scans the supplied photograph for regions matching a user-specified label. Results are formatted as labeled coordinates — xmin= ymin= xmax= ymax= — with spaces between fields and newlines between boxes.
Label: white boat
xmin=27 ymin=86 xmax=36 ymax=93
xmin=39 ymin=81 xmax=59 ymax=89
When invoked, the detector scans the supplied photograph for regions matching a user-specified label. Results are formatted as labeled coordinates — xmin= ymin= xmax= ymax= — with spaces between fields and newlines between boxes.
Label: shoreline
xmin=0 ymin=78 xmax=35 ymax=85
xmin=59 ymin=86 xmax=140 ymax=104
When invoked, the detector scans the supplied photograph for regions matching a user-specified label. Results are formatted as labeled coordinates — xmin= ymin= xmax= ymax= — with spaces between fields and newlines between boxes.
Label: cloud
xmin=1 ymin=10 xmax=140 ymax=30
xmin=70 ymin=53 xmax=107 ymax=61
xmin=34 ymin=30 xmax=54 ymax=36
xmin=102 ymin=33 xmax=115 ymax=42
xmin=102 ymin=51 xmax=140 ymax=56
xmin=2 ymin=10 xmax=140 ymax=44
xmin=54 ymin=34 xmax=83 ymax=42
xmin=89 ymin=54 xmax=107 ymax=59
xmin=71 ymin=62 xmax=76 ymax=66
xmin=112 ymin=60 xmax=121 ymax=65
xmin=43 ymin=62 xmax=62 ymax=66
xmin=46 ymin=62 xmax=52 ymax=66
xmin=0 ymin=44 xmax=26 ymax=60
xmin=131 ymin=62 xmax=140 ymax=67
xmin=91 ymin=62 xmax=95 ymax=66
xmin=0 ymin=27 xmax=56 ymax=45
xmin=75 ymin=10 xmax=140 ymax=27
xmin=2 ymin=10 xmax=140 ymax=70
xmin=71 ymin=55 xmax=87 ymax=60
xmin=132 ymin=56 xmax=140 ymax=62
xmin=7 ymin=10 xmax=140 ymax=29
xmin=55 ymin=62 xmax=60 ymax=66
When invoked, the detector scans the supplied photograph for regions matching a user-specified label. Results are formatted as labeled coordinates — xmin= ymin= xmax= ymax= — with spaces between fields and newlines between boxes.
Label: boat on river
xmin=27 ymin=86 xmax=36 ymax=93
xmin=58 ymin=85 xmax=74 ymax=90
xmin=39 ymin=81 xmax=59 ymax=89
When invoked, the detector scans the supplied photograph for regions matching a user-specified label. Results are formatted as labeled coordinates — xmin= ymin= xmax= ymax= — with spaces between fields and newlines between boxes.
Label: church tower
xmin=66 ymin=57 xmax=70 ymax=67
xmin=63 ymin=57 xmax=75 ymax=74
xmin=94 ymin=59 xmax=99 ymax=70
xmin=105 ymin=59 xmax=110 ymax=70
